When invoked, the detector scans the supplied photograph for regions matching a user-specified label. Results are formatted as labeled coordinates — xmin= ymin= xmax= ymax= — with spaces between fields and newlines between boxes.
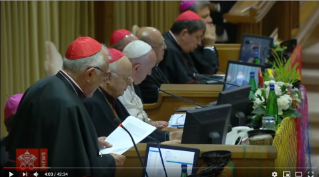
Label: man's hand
xmin=203 ymin=24 xmax=216 ymax=47
xmin=98 ymin=136 xmax=112 ymax=149
xmin=149 ymin=121 xmax=168 ymax=130
xmin=110 ymin=153 xmax=126 ymax=172
xmin=169 ymin=130 xmax=183 ymax=141
xmin=161 ymin=140 xmax=181 ymax=145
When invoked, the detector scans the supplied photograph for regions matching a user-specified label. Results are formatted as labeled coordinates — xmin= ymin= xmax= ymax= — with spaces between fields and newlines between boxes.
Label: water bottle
xmin=181 ymin=163 xmax=188 ymax=177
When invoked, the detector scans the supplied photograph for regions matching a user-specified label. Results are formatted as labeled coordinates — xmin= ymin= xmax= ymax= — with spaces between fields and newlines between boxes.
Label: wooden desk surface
xmin=116 ymin=143 xmax=277 ymax=177
xmin=144 ymin=84 xmax=223 ymax=121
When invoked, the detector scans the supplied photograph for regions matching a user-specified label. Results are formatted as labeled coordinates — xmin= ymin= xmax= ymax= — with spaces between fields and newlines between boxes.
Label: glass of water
xmin=262 ymin=115 xmax=276 ymax=130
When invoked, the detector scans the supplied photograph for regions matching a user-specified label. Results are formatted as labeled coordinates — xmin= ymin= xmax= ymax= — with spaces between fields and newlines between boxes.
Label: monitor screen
xmin=239 ymin=35 xmax=273 ymax=64
xmin=144 ymin=146 xmax=197 ymax=177
xmin=224 ymin=61 xmax=264 ymax=91
xmin=181 ymin=104 xmax=232 ymax=145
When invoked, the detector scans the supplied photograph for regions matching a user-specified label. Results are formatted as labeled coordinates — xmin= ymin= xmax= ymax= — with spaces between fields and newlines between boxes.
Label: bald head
xmin=136 ymin=27 xmax=166 ymax=64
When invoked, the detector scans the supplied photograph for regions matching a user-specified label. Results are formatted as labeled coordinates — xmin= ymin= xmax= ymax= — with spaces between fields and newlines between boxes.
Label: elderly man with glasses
xmin=84 ymin=42 xmax=182 ymax=144
xmin=4 ymin=37 xmax=125 ymax=177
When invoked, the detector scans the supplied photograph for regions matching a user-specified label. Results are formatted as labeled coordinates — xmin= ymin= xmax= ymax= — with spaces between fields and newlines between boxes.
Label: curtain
xmin=1 ymin=1 xmax=95 ymax=137
xmin=113 ymin=1 xmax=180 ymax=33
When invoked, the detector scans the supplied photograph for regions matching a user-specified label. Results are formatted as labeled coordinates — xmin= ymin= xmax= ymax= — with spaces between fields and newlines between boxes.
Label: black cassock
xmin=4 ymin=71 xmax=116 ymax=177
xmin=83 ymin=87 xmax=169 ymax=142
xmin=139 ymin=66 xmax=169 ymax=103
xmin=190 ymin=46 xmax=219 ymax=75
xmin=159 ymin=32 xmax=209 ymax=84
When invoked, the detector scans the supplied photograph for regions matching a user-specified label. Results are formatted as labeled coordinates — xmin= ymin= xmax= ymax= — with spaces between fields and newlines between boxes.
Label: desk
xmin=116 ymin=144 xmax=277 ymax=177
xmin=143 ymin=84 xmax=223 ymax=121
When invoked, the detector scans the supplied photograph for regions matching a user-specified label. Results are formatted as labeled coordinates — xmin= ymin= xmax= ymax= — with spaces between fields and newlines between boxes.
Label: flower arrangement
xmin=251 ymin=46 xmax=302 ymax=125
xmin=252 ymin=80 xmax=302 ymax=124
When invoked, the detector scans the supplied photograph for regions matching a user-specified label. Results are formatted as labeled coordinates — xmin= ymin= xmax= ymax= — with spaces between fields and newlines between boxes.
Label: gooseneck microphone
xmin=194 ymin=73 xmax=241 ymax=87
xmin=113 ymin=118 xmax=149 ymax=177
xmin=153 ymin=86 xmax=205 ymax=108
xmin=212 ymin=64 xmax=226 ymax=74
xmin=145 ymin=136 xmax=168 ymax=177
xmin=113 ymin=118 xmax=168 ymax=177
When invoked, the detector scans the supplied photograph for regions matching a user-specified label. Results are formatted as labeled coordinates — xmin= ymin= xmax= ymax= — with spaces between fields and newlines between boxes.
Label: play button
xmin=9 ymin=172 xmax=14 ymax=177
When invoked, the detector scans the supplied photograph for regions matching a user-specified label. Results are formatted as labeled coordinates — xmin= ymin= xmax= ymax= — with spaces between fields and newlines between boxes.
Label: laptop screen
xmin=144 ymin=146 xmax=197 ymax=177
xmin=239 ymin=35 xmax=273 ymax=64
xmin=224 ymin=61 xmax=265 ymax=91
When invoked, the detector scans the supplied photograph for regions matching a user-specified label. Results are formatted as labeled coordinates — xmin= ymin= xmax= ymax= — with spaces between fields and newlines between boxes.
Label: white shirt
xmin=118 ymin=85 xmax=151 ymax=122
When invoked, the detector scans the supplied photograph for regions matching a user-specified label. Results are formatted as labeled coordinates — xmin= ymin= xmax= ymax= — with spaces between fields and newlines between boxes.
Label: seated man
xmin=110 ymin=29 xmax=138 ymax=51
xmin=1 ymin=94 xmax=23 ymax=168
xmin=158 ymin=10 xmax=209 ymax=84
xmin=4 ymin=37 xmax=124 ymax=177
xmin=83 ymin=47 xmax=182 ymax=143
xmin=136 ymin=27 xmax=170 ymax=103
xmin=180 ymin=0 xmax=219 ymax=74
xmin=119 ymin=27 xmax=168 ymax=129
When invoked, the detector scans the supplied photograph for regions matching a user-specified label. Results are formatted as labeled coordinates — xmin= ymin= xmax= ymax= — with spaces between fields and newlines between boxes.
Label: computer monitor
xmin=223 ymin=60 xmax=265 ymax=91
xmin=143 ymin=144 xmax=200 ymax=177
xmin=239 ymin=34 xmax=274 ymax=64
xmin=181 ymin=104 xmax=232 ymax=144
xmin=217 ymin=85 xmax=251 ymax=127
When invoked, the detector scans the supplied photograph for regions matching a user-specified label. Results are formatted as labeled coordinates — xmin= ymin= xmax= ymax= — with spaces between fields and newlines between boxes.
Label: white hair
xmin=108 ymin=61 xmax=118 ymax=77
xmin=188 ymin=1 xmax=210 ymax=13
xmin=63 ymin=44 xmax=110 ymax=73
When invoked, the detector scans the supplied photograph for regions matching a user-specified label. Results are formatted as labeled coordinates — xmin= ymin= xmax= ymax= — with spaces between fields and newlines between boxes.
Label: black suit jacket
xmin=83 ymin=87 xmax=169 ymax=142
xmin=190 ymin=46 xmax=219 ymax=74
xmin=139 ymin=66 xmax=169 ymax=103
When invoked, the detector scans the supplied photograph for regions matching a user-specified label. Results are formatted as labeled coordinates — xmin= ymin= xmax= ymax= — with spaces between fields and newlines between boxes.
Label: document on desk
xmin=100 ymin=116 xmax=156 ymax=155
xmin=168 ymin=113 xmax=186 ymax=127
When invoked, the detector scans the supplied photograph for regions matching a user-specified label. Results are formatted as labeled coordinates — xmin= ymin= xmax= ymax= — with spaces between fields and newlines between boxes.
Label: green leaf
xmin=281 ymin=84 xmax=286 ymax=92
xmin=282 ymin=107 xmax=303 ymax=118
xmin=252 ymin=115 xmax=262 ymax=124
xmin=252 ymin=106 xmax=266 ymax=115
xmin=256 ymin=94 xmax=263 ymax=101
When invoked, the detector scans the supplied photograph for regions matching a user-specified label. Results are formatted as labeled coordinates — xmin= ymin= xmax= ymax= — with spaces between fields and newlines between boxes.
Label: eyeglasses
xmin=112 ymin=72 xmax=133 ymax=84
xmin=93 ymin=67 xmax=111 ymax=82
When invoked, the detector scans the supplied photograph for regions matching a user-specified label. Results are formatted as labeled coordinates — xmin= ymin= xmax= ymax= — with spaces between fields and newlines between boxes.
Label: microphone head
xmin=113 ymin=118 xmax=122 ymax=125
xmin=151 ymin=85 xmax=160 ymax=92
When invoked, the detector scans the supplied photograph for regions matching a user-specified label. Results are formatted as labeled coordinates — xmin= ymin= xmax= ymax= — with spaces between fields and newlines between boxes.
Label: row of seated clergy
xmin=83 ymin=43 xmax=183 ymax=144
xmin=107 ymin=8 xmax=220 ymax=129
xmin=139 ymin=2 xmax=220 ymax=103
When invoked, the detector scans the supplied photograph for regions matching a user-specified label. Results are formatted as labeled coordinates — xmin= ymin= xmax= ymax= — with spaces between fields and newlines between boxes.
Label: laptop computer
xmin=143 ymin=144 xmax=200 ymax=177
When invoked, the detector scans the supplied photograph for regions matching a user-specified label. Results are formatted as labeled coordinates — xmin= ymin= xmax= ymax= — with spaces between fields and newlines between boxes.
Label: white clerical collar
xmin=60 ymin=70 xmax=84 ymax=92
xmin=169 ymin=30 xmax=179 ymax=45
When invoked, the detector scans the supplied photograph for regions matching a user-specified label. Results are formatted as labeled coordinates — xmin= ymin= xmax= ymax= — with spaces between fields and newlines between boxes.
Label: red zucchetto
xmin=175 ymin=10 xmax=202 ymax=21
xmin=65 ymin=36 xmax=102 ymax=60
xmin=110 ymin=29 xmax=132 ymax=46
xmin=108 ymin=48 xmax=125 ymax=63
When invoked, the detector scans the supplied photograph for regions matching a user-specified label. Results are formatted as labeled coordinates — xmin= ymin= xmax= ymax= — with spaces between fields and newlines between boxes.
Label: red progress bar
xmin=3 ymin=167 xmax=50 ymax=169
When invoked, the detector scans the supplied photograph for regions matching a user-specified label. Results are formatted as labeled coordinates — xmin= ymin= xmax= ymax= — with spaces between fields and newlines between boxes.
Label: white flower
xmin=276 ymin=81 xmax=285 ymax=87
xmin=277 ymin=95 xmax=292 ymax=111
xmin=253 ymin=89 xmax=265 ymax=109
xmin=265 ymin=84 xmax=283 ymax=97
xmin=264 ymin=80 xmax=276 ymax=86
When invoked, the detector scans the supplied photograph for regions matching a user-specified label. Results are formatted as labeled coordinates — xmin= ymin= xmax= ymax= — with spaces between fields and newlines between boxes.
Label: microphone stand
xmin=146 ymin=136 xmax=168 ymax=177
xmin=113 ymin=119 xmax=149 ymax=177
xmin=158 ymin=88 xmax=205 ymax=108
xmin=194 ymin=74 xmax=240 ymax=87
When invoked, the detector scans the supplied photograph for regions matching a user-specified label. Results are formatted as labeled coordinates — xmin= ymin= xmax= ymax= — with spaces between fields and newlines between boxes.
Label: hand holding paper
xmin=100 ymin=116 xmax=156 ymax=155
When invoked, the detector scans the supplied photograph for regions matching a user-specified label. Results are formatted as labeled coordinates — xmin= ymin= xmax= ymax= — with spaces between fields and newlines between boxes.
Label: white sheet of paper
xmin=100 ymin=116 xmax=156 ymax=155
xmin=168 ymin=114 xmax=186 ymax=127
